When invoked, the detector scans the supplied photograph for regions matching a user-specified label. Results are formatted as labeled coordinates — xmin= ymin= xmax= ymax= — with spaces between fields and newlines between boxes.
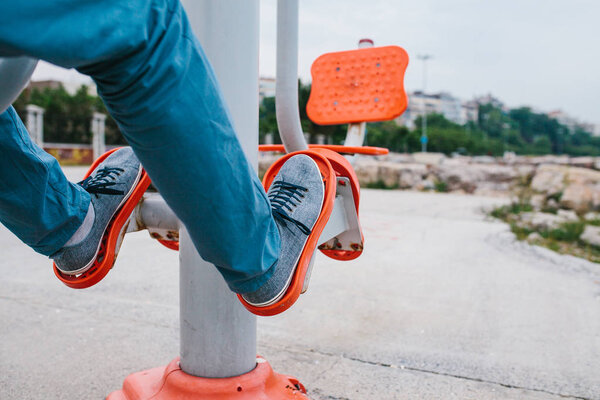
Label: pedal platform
xmin=238 ymin=150 xmax=337 ymax=316
xmin=311 ymin=148 xmax=364 ymax=261
xmin=53 ymin=148 xmax=151 ymax=289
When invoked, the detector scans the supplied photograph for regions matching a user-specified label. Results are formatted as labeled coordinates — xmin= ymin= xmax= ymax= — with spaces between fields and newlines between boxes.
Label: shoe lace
xmin=269 ymin=180 xmax=312 ymax=235
xmin=79 ymin=167 xmax=125 ymax=196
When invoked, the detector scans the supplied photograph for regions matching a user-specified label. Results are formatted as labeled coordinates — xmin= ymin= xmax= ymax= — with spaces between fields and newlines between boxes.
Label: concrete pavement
xmin=1 ymin=167 xmax=599 ymax=399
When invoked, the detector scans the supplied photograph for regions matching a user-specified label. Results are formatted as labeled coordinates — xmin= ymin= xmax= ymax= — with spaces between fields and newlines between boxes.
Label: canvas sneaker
xmin=52 ymin=147 xmax=142 ymax=275
xmin=242 ymin=154 xmax=325 ymax=306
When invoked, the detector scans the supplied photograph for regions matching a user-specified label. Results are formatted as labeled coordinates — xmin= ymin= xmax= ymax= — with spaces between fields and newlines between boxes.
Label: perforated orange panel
xmin=306 ymin=45 xmax=409 ymax=125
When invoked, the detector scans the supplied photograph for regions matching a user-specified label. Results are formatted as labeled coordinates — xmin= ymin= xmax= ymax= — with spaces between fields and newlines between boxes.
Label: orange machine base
xmin=107 ymin=357 xmax=310 ymax=400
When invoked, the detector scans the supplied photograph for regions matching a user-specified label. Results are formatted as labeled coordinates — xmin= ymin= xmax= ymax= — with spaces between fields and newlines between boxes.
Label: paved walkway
xmin=1 ymin=167 xmax=599 ymax=399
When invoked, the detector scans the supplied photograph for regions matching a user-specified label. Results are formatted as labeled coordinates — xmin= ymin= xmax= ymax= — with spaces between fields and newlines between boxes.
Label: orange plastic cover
xmin=306 ymin=45 xmax=409 ymax=125
xmin=238 ymin=150 xmax=336 ymax=316
xmin=258 ymin=144 xmax=388 ymax=156
xmin=53 ymin=148 xmax=151 ymax=289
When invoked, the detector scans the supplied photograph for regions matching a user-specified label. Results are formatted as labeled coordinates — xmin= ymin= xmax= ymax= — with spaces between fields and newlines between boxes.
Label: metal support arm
xmin=276 ymin=0 xmax=307 ymax=153
xmin=0 ymin=57 xmax=38 ymax=114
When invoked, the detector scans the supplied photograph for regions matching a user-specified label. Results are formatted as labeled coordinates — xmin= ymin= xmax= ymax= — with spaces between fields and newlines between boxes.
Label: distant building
xmin=28 ymin=80 xmax=97 ymax=96
xmin=579 ymin=122 xmax=600 ymax=137
xmin=461 ymin=100 xmax=479 ymax=125
xmin=473 ymin=93 xmax=504 ymax=109
xmin=259 ymin=77 xmax=276 ymax=101
xmin=546 ymin=110 xmax=600 ymax=136
xmin=396 ymin=91 xmax=477 ymax=128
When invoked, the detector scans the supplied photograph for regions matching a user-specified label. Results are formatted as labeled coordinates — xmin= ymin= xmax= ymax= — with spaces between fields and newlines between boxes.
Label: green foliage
xmin=365 ymin=121 xmax=409 ymax=152
xmin=489 ymin=202 xmax=598 ymax=262
xmin=13 ymin=84 xmax=125 ymax=145
xmin=490 ymin=202 xmax=533 ymax=219
xmin=434 ymin=180 xmax=448 ymax=193
xmin=12 ymin=78 xmax=600 ymax=156
xmin=364 ymin=180 xmax=399 ymax=190
xmin=509 ymin=222 xmax=533 ymax=240
xmin=540 ymin=222 xmax=585 ymax=242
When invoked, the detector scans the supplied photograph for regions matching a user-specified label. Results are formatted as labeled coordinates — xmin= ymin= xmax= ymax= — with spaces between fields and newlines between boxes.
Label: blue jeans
xmin=0 ymin=0 xmax=280 ymax=293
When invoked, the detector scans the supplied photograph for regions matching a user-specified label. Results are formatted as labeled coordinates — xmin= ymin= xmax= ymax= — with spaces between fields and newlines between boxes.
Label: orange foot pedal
xmin=311 ymin=148 xmax=365 ymax=261
xmin=238 ymin=150 xmax=336 ymax=316
xmin=53 ymin=148 xmax=151 ymax=289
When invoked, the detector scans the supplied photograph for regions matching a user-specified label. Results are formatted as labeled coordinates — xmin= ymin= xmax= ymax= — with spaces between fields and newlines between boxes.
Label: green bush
xmin=541 ymin=222 xmax=585 ymax=242
xmin=364 ymin=180 xmax=399 ymax=190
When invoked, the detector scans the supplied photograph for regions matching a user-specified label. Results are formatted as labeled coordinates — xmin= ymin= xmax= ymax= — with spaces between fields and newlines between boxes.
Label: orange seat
xmin=306 ymin=45 xmax=409 ymax=125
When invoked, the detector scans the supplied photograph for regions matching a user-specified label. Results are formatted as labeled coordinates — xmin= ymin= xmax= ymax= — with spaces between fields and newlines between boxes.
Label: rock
xmin=547 ymin=199 xmax=559 ymax=209
xmin=530 ymin=194 xmax=545 ymax=210
xmin=503 ymin=151 xmax=517 ymax=163
xmin=592 ymin=185 xmax=600 ymax=209
xmin=556 ymin=209 xmax=579 ymax=221
xmin=560 ymin=184 xmax=593 ymax=212
xmin=382 ymin=153 xmax=414 ymax=163
xmin=527 ymin=232 xmax=543 ymax=242
xmin=515 ymin=164 xmax=536 ymax=179
xmin=417 ymin=179 xmax=435 ymax=191
xmin=353 ymin=158 xmax=380 ymax=185
xmin=472 ymin=155 xmax=496 ymax=164
xmin=580 ymin=225 xmax=600 ymax=247
xmin=584 ymin=212 xmax=600 ymax=221
xmin=530 ymin=164 xmax=567 ymax=195
xmin=569 ymin=156 xmax=595 ymax=169
xmin=565 ymin=166 xmax=600 ymax=186
xmin=528 ymin=155 xmax=570 ymax=165
xmin=437 ymin=164 xmax=519 ymax=194
xmin=398 ymin=169 xmax=422 ymax=188
xmin=412 ymin=152 xmax=446 ymax=166
xmin=519 ymin=212 xmax=565 ymax=230
xmin=377 ymin=162 xmax=404 ymax=188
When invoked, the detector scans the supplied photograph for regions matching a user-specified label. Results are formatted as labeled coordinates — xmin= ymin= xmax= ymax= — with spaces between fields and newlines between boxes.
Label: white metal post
xmin=276 ymin=0 xmax=308 ymax=153
xmin=178 ymin=0 xmax=259 ymax=378
xmin=417 ymin=54 xmax=432 ymax=153
xmin=91 ymin=112 xmax=106 ymax=160
xmin=25 ymin=104 xmax=44 ymax=146
xmin=343 ymin=39 xmax=374 ymax=152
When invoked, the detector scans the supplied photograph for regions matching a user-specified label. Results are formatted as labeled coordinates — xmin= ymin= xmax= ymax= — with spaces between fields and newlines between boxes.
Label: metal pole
xmin=25 ymin=104 xmax=44 ymax=146
xmin=276 ymin=0 xmax=308 ymax=153
xmin=92 ymin=112 xmax=106 ymax=160
xmin=345 ymin=38 xmax=373 ymax=144
xmin=178 ymin=0 xmax=258 ymax=378
xmin=417 ymin=54 xmax=432 ymax=152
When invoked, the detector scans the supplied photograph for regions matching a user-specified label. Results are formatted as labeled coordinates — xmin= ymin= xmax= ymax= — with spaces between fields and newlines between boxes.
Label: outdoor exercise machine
xmin=0 ymin=0 xmax=408 ymax=398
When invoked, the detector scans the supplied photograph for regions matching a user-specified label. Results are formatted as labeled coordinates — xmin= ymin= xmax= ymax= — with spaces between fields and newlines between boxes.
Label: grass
xmin=490 ymin=202 xmax=600 ymax=264
xmin=364 ymin=180 xmax=399 ymax=190
xmin=490 ymin=202 xmax=533 ymax=220
xmin=540 ymin=222 xmax=585 ymax=242
xmin=586 ymin=218 xmax=600 ymax=226
xmin=434 ymin=180 xmax=448 ymax=193
xmin=509 ymin=222 xmax=533 ymax=240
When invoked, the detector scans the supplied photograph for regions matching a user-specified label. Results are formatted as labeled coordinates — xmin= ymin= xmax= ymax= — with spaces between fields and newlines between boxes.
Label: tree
xmin=12 ymin=84 xmax=126 ymax=144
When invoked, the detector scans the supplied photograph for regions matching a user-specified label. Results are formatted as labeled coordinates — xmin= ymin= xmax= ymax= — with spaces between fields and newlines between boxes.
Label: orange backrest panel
xmin=306 ymin=45 xmax=409 ymax=125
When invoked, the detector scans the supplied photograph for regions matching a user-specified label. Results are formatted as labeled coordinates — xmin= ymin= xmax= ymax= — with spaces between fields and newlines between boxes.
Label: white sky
xmin=32 ymin=0 xmax=600 ymax=124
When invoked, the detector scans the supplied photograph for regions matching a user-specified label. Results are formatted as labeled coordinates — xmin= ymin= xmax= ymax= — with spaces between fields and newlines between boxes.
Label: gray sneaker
xmin=242 ymin=154 xmax=325 ymax=307
xmin=52 ymin=147 xmax=143 ymax=275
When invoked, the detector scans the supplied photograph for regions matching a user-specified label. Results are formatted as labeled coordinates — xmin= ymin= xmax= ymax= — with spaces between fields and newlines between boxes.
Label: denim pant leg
xmin=0 ymin=106 xmax=91 ymax=256
xmin=0 ymin=0 xmax=280 ymax=293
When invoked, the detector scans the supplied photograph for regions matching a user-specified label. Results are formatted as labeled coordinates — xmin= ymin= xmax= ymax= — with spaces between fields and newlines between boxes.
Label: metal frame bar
xmin=0 ymin=57 xmax=38 ymax=114
xmin=178 ymin=0 xmax=259 ymax=378
xmin=276 ymin=0 xmax=308 ymax=153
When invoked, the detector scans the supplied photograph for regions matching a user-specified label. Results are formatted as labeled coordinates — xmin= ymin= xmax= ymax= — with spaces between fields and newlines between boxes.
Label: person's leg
xmin=0 ymin=106 xmax=91 ymax=256
xmin=0 ymin=0 xmax=280 ymax=293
